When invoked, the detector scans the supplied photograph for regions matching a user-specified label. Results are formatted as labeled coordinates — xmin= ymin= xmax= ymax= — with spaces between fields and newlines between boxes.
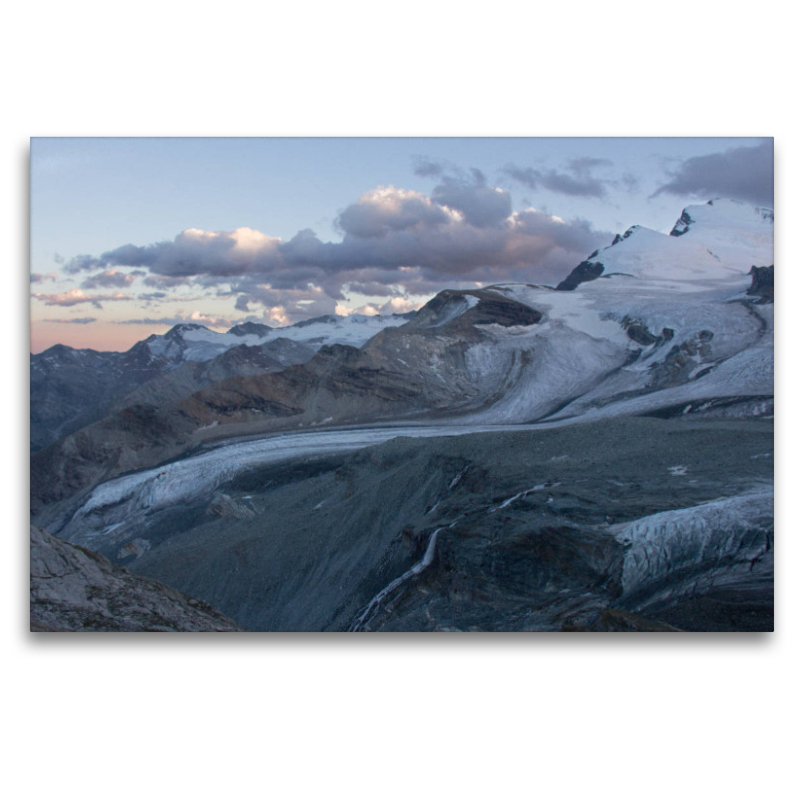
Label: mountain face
xmin=228 ymin=322 xmax=273 ymax=337
xmin=108 ymin=338 xmax=316 ymax=412
xmin=30 ymin=198 xmax=774 ymax=632
xmin=30 ymin=313 xmax=414 ymax=452
xmin=30 ymin=340 xmax=174 ymax=452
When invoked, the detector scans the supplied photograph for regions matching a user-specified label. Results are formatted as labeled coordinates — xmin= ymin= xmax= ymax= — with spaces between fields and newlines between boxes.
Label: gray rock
xmin=30 ymin=525 xmax=244 ymax=632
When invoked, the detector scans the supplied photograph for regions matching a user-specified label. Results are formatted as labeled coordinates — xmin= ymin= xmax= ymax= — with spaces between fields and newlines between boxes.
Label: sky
xmin=30 ymin=136 xmax=773 ymax=353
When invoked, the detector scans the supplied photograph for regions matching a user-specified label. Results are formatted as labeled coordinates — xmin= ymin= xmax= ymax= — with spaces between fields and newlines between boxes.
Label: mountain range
xmin=30 ymin=198 xmax=774 ymax=632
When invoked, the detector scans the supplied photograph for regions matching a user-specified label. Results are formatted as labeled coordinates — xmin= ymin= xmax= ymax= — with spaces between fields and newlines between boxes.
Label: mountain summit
xmin=558 ymin=198 xmax=773 ymax=290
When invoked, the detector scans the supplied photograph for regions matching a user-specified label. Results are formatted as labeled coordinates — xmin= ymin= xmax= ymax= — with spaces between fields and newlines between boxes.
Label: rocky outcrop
xmin=669 ymin=209 xmax=694 ymax=237
xmin=747 ymin=265 xmax=774 ymax=303
xmin=555 ymin=260 xmax=604 ymax=291
xmin=30 ymin=525 xmax=244 ymax=631
xmin=228 ymin=322 xmax=273 ymax=337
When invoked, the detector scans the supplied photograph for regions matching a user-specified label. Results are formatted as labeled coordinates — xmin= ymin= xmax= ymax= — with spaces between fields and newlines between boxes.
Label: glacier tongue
xmin=59 ymin=423 xmax=550 ymax=544
xmin=612 ymin=488 xmax=773 ymax=599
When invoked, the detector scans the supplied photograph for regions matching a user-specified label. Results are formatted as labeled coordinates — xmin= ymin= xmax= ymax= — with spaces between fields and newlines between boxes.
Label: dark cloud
xmin=652 ymin=140 xmax=773 ymax=206
xmin=539 ymin=170 xmax=607 ymax=198
xmin=43 ymin=317 xmax=98 ymax=324
xmin=502 ymin=163 xmax=610 ymax=198
xmin=502 ymin=166 xmax=540 ymax=191
xmin=30 ymin=272 xmax=59 ymax=283
xmin=430 ymin=171 xmax=513 ymax=227
xmin=411 ymin=156 xmax=445 ymax=178
xmin=81 ymin=269 xmax=145 ymax=289
xmin=142 ymin=274 xmax=194 ymax=289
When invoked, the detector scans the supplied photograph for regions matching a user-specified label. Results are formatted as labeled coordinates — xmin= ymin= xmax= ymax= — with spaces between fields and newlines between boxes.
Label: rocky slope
xmin=30 ymin=524 xmax=244 ymax=631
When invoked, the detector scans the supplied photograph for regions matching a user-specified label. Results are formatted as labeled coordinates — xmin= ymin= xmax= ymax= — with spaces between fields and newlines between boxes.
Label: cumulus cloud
xmin=336 ymin=186 xmax=453 ymax=237
xmin=66 ymin=227 xmax=283 ymax=278
xmin=335 ymin=297 xmax=425 ymax=318
xmin=652 ymin=140 xmax=773 ymax=206
xmin=430 ymin=169 xmax=513 ymax=227
xmin=60 ymin=182 xmax=610 ymax=318
xmin=31 ymin=289 xmax=133 ymax=309
xmin=30 ymin=272 xmax=59 ymax=283
xmin=43 ymin=317 xmax=98 ymax=324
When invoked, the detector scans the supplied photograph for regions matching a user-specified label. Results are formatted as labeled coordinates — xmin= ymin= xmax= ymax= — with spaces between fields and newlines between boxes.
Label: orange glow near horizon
xmin=30 ymin=321 xmax=179 ymax=353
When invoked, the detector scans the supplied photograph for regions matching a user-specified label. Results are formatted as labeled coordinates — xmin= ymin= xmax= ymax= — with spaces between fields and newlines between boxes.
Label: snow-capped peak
xmin=557 ymin=198 xmax=773 ymax=290
xmin=666 ymin=199 xmax=773 ymax=269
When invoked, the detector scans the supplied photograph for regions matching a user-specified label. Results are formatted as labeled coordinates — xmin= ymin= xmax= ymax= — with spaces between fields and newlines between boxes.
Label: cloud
xmin=430 ymin=170 xmax=513 ymax=227
xmin=336 ymin=186 xmax=453 ymax=237
xmin=652 ymin=140 xmax=773 ymax=206
xmin=142 ymin=274 xmax=194 ymax=288
xmin=411 ymin=156 xmax=445 ymax=178
xmin=112 ymin=311 xmax=242 ymax=329
xmin=43 ymin=317 xmax=98 ymax=324
xmin=335 ymin=297 xmax=424 ymax=317
xmin=378 ymin=296 xmax=425 ymax=315
xmin=65 ymin=227 xmax=283 ymax=278
xmin=502 ymin=162 xmax=610 ymax=198
xmin=539 ymin=170 xmax=608 ymax=198
xmin=60 ymin=183 xmax=610 ymax=318
xmin=137 ymin=291 xmax=168 ymax=302
xmin=30 ymin=272 xmax=59 ymax=283
xmin=81 ymin=269 xmax=145 ymax=289
xmin=568 ymin=157 xmax=613 ymax=174
xmin=31 ymin=289 xmax=133 ymax=309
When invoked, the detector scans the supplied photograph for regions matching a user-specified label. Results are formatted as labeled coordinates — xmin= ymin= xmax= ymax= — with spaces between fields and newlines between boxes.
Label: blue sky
xmin=30 ymin=136 xmax=772 ymax=352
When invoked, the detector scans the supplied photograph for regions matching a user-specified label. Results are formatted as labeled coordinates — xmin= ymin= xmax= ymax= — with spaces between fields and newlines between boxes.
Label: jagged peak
xmin=227 ymin=322 xmax=273 ymax=337
xmin=291 ymin=314 xmax=339 ymax=329
xmin=164 ymin=323 xmax=211 ymax=339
